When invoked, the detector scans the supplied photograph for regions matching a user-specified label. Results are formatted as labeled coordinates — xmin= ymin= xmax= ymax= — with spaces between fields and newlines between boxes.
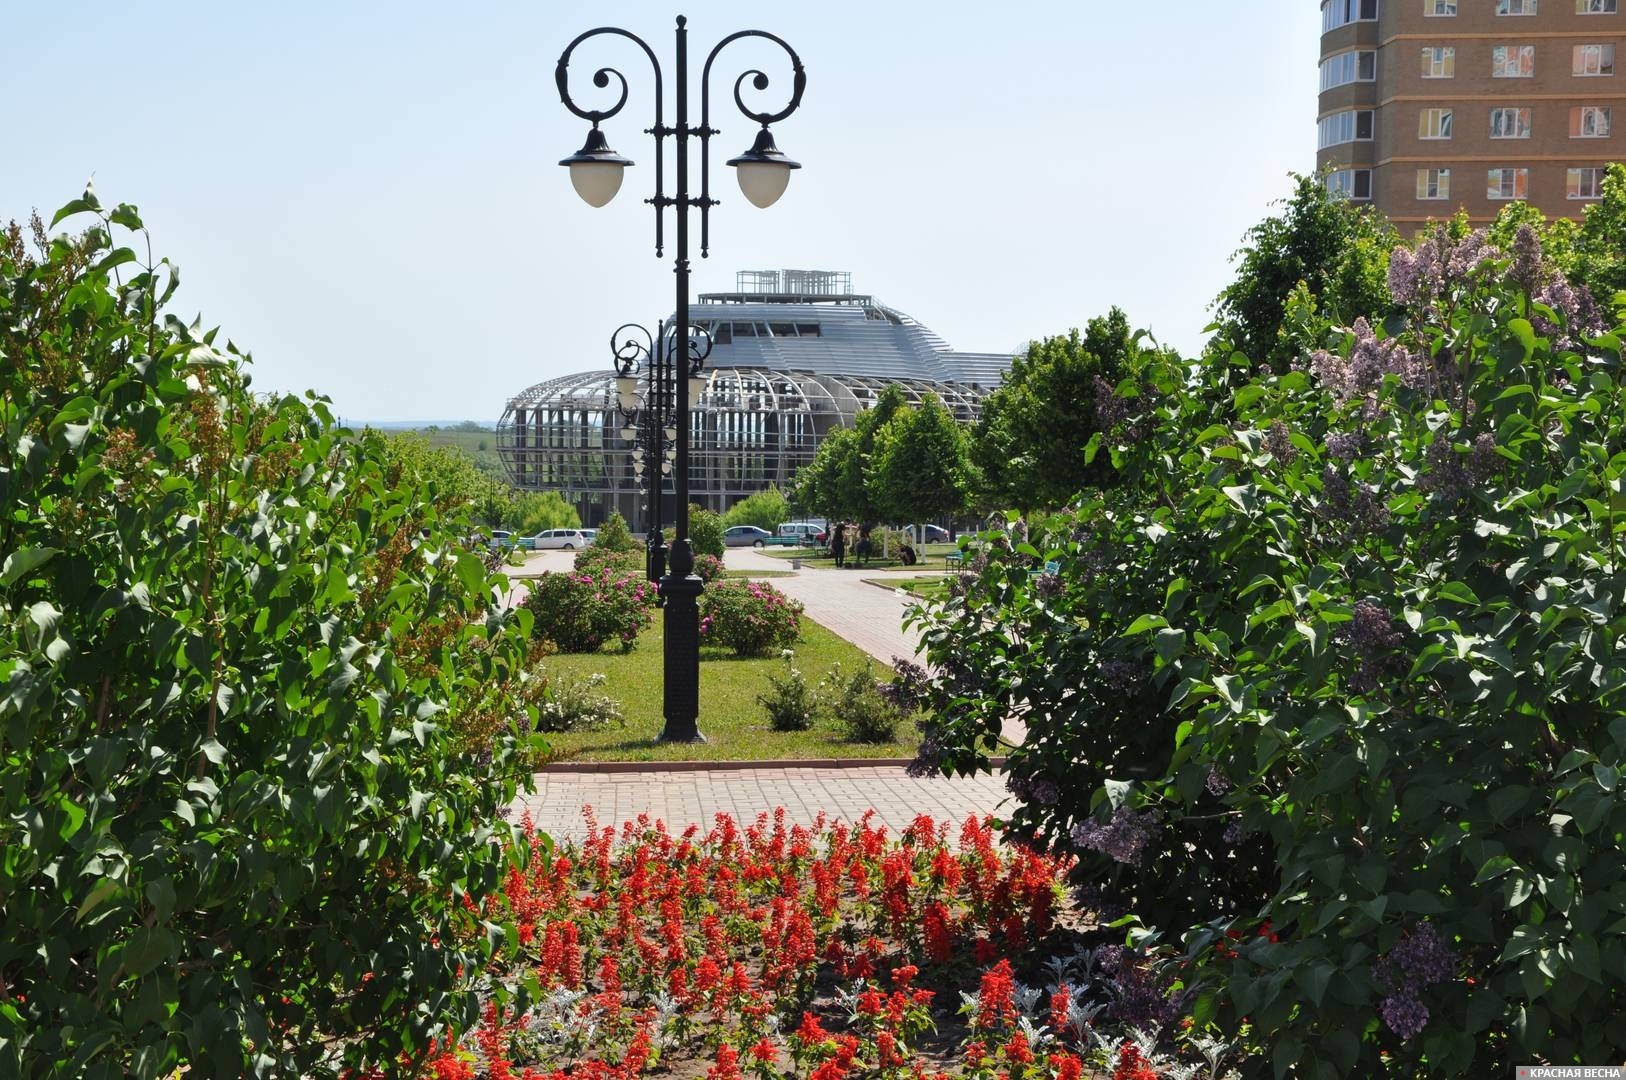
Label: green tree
xmin=872 ymin=395 xmax=975 ymax=526
xmin=592 ymin=511 xmax=640 ymax=553
xmin=1572 ymin=161 xmax=1626 ymax=302
xmin=722 ymin=486 xmax=790 ymax=531
xmin=0 ymin=193 xmax=540 ymax=1075
xmin=970 ymin=308 xmax=1139 ymax=513
xmin=792 ymin=425 xmax=860 ymax=521
xmin=1209 ymin=172 xmax=1397 ymax=371
xmin=380 ymin=430 xmax=490 ymax=512
xmin=511 ymin=490 xmax=581 ymax=535
xmin=841 ymin=385 xmax=910 ymax=522
xmin=687 ymin=504 xmax=725 ymax=558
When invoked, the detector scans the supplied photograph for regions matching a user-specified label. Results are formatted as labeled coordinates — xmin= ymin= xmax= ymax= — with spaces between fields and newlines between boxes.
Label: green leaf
xmin=1122 ymin=614 xmax=1169 ymax=636
xmin=1436 ymin=580 xmax=1480 ymax=605
xmin=1593 ymin=763 xmax=1619 ymax=793
xmin=75 ymin=878 xmax=122 ymax=922
xmin=1154 ymin=627 xmax=1186 ymax=662
xmin=1 ymin=546 xmax=59 ymax=587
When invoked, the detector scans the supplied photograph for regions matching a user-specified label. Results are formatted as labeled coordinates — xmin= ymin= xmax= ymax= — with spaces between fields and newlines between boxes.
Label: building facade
xmin=496 ymin=271 xmax=1012 ymax=529
xmin=1317 ymin=0 xmax=1624 ymax=223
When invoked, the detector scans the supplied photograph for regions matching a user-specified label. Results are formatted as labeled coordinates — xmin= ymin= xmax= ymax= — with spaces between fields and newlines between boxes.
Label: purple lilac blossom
xmin=1265 ymin=420 xmax=1297 ymax=464
xmin=1371 ymin=922 xmax=1457 ymax=1041
xmin=1070 ymin=805 xmax=1153 ymax=865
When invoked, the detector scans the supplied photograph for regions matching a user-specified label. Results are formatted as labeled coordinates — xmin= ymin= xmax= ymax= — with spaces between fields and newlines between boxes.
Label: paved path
xmin=722 ymin=547 xmax=932 ymax=665
xmin=503 ymin=545 xmax=1018 ymax=839
xmin=513 ymin=764 xmax=1011 ymax=844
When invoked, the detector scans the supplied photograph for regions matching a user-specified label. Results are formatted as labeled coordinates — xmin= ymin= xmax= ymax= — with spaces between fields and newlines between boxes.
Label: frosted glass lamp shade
xmin=726 ymin=128 xmax=800 ymax=209
xmin=559 ymin=127 xmax=633 ymax=208
xmin=615 ymin=376 xmax=639 ymax=413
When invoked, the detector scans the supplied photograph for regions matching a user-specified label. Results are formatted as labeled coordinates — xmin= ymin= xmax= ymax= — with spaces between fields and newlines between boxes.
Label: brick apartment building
xmin=1317 ymin=0 xmax=1624 ymax=223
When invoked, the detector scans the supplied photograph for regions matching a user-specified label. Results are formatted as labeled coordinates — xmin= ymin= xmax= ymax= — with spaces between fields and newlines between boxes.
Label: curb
xmin=540 ymin=756 xmax=1010 ymax=774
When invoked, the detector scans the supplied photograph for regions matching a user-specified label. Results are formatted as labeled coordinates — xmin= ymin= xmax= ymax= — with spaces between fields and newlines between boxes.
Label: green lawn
xmin=535 ymin=616 xmax=917 ymax=762
xmin=721 ymin=568 xmax=793 ymax=579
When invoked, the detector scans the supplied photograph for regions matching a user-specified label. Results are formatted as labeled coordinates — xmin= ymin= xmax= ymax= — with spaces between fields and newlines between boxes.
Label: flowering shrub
xmin=699 ymin=580 xmax=803 ymax=657
xmin=537 ymin=671 xmax=625 ymax=733
xmin=573 ymin=544 xmax=646 ymax=581
xmin=0 ymin=193 xmax=539 ymax=1075
xmin=694 ymin=552 xmax=724 ymax=583
xmin=758 ymin=651 xmax=816 ymax=732
xmin=909 ymin=225 xmax=1626 ymax=1071
xmin=524 ymin=568 xmax=655 ymax=653
xmin=420 ymin=808 xmax=1239 ymax=1079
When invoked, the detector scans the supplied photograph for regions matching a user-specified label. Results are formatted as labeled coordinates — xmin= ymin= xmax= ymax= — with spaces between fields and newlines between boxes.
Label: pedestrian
xmin=855 ymin=525 xmax=873 ymax=566
xmin=831 ymin=522 xmax=847 ymax=569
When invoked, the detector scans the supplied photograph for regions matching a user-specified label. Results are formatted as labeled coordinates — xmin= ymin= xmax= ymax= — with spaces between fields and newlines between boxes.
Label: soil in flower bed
xmin=416 ymin=809 xmax=1213 ymax=1079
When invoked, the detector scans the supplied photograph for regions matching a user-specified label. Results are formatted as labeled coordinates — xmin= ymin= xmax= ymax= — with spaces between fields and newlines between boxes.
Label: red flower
xmin=749 ymin=1037 xmax=778 ymax=1064
xmin=1112 ymin=1040 xmax=1159 ymax=1080
xmin=706 ymin=1043 xmax=743 ymax=1080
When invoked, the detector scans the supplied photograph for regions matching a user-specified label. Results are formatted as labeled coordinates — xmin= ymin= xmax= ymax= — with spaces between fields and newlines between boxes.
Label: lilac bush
xmin=908 ymin=224 xmax=1626 ymax=1072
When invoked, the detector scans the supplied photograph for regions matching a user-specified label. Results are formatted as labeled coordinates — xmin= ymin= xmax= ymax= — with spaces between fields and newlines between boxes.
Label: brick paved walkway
xmin=514 ymin=764 xmax=1011 ymax=844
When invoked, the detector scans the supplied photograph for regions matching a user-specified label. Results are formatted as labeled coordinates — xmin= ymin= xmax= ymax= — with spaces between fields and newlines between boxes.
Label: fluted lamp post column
xmin=557 ymin=15 xmax=806 ymax=743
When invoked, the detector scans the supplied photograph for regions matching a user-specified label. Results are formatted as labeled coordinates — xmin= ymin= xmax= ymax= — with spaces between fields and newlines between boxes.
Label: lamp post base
xmin=657 ymin=545 xmax=705 ymax=743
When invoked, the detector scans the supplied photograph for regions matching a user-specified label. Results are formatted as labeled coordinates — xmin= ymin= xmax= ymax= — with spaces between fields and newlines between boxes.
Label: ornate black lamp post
xmin=610 ymin=321 xmax=711 ymax=587
xmin=557 ymin=15 xmax=806 ymax=743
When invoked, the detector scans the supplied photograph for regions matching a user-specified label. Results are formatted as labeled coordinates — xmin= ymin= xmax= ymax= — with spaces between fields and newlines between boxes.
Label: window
xmin=795 ymin=324 xmax=821 ymax=337
xmin=1323 ymin=0 xmax=1380 ymax=31
xmin=1491 ymin=106 xmax=1533 ymax=137
xmin=1487 ymin=168 xmax=1530 ymax=199
xmin=1493 ymin=45 xmax=1536 ymax=77
xmin=1572 ymin=105 xmax=1613 ymax=135
xmin=1568 ymin=166 xmax=1606 ymax=198
xmin=1422 ymin=46 xmax=1456 ymax=77
xmin=1574 ymin=43 xmax=1616 ymax=75
xmin=1318 ymin=109 xmax=1375 ymax=147
xmin=1419 ymin=108 xmax=1454 ymax=138
xmin=1428 ymin=0 xmax=1456 ymax=12
xmin=1577 ymin=0 xmax=1617 ymax=12
xmin=1320 ymin=49 xmax=1377 ymax=90
xmin=1325 ymin=169 xmax=1373 ymax=200
xmin=1417 ymin=168 xmax=1451 ymax=199
xmin=1496 ymin=0 xmax=1537 ymax=12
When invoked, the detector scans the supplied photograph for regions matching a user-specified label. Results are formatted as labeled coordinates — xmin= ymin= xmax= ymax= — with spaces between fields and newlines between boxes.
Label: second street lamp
xmin=557 ymin=14 xmax=806 ymax=743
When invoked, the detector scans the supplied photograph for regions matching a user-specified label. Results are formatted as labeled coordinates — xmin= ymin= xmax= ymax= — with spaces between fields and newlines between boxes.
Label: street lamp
xmin=609 ymin=321 xmax=712 ymax=589
xmin=557 ymin=15 xmax=806 ymax=744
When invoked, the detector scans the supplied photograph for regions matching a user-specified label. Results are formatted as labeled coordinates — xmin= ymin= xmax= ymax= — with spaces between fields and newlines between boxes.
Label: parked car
xmin=580 ymin=529 xmax=598 ymax=544
xmin=776 ymin=521 xmax=827 ymax=546
xmin=906 ymin=523 xmax=950 ymax=543
xmin=725 ymin=525 xmax=772 ymax=547
xmin=532 ymin=528 xmax=592 ymax=550
xmin=488 ymin=530 xmax=515 ymax=549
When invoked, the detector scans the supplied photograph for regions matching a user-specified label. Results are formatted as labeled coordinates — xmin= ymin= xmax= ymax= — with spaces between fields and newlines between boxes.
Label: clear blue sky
xmin=3 ymin=1 xmax=1321 ymax=423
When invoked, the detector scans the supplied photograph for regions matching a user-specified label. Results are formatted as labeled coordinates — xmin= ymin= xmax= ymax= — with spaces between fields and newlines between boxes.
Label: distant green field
xmin=415 ymin=425 xmax=503 ymax=474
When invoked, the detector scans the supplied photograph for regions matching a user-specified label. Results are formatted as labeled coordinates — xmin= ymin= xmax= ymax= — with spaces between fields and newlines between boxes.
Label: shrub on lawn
xmin=0 ymin=192 xmax=541 ymax=1076
xmin=698 ymin=579 xmax=802 ymax=657
xmin=819 ymin=661 xmax=904 ymax=743
xmin=524 ymin=569 xmax=655 ymax=653
xmin=574 ymin=543 xmax=645 ymax=580
xmin=692 ymin=552 xmax=723 ymax=582
xmin=537 ymin=671 xmax=624 ymax=732
xmin=907 ymin=224 xmax=1626 ymax=1071
xmin=757 ymin=651 xmax=816 ymax=731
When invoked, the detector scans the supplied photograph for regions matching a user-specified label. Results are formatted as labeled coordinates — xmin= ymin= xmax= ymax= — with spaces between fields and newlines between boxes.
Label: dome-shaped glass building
xmin=497 ymin=271 xmax=1012 ymax=528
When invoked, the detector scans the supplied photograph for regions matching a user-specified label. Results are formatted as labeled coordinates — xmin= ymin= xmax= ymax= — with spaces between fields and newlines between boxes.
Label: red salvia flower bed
xmin=418 ymin=807 xmax=1116 ymax=1078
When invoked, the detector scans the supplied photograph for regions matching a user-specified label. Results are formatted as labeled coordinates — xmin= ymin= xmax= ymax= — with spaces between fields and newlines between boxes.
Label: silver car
xmin=532 ymin=528 xmax=592 ymax=550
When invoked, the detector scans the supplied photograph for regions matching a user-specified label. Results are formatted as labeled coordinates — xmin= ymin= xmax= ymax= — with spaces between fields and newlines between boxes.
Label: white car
xmin=532 ymin=528 xmax=592 ymax=550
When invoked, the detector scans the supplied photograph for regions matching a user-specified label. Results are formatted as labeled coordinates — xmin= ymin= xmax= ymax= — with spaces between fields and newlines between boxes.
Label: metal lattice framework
xmin=497 ymin=367 xmax=989 ymax=528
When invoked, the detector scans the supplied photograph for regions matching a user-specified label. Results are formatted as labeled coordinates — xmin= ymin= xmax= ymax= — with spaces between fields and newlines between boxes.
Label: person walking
xmin=831 ymin=522 xmax=847 ymax=569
